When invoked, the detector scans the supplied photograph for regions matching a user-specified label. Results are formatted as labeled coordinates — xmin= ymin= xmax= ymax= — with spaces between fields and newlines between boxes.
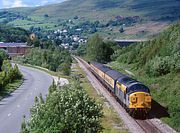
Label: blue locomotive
xmin=90 ymin=62 xmax=151 ymax=117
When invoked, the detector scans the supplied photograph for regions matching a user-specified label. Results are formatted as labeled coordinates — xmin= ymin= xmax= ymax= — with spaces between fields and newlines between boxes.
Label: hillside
xmin=32 ymin=0 xmax=180 ymax=21
xmin=0 ymin=25 xmax=29 ymax=42
xmin=110 ymin=23 xmax=180 ymax=131
xmin=0 ymin=0 xmax=179 ymax=39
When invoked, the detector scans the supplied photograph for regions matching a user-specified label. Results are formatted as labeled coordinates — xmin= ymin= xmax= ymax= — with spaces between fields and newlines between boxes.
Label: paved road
xmin=0 ymin=65 xmax=53 ymax=133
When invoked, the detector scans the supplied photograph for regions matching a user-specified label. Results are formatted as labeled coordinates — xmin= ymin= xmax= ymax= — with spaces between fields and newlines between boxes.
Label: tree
xmin=44 ymin=14 xmax=49 ymax=18
xmin=1 ymin=60 xmax=12 ymax=73
xmin=86 ymin=34 xmax=114 ymax=63
xmin=33 ymin=39 xmax=40 ymax=47
xmin=86 ymin=34 xmax=104 ymax=62
xmin=73 ymin=16 xmax=78 ymax=19
xmin=0 ymin=71 xmax=6 ymax=89
xmin=119 ymin=27 xmax=124 ymax=33
xmin=21 ymin=82 xmax=103 ymax=133
xmin=54 ymin=39 xmax=62 ymax=46
xmin=0 ymin=61 xmax=22 ymax=89
xmin=13 ymin=64 xmax=23 ymax=80
xmin=76 ymin=44 xmax=86 ymax=56
xmin=0 ymin=50 xmax=8 ymax=70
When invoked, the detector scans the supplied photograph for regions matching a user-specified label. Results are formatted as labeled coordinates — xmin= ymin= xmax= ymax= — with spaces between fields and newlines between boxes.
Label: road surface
xmin=0 ymin=65 xmax=53 ymax=133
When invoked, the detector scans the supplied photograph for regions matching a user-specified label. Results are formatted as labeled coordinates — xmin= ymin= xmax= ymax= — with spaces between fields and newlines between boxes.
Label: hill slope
xmin=0 ymin=0 xmax=179 ymax=39
xmin=1 ymin=0 xmax=179 ymax=24
xmin=111 ymin=23 xmax=180 ymax=131
xmin=31 ymin=0 xmax=180 ymax=21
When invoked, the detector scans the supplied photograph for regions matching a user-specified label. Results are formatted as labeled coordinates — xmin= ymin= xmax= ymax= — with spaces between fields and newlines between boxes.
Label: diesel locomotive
xmin=90 ymin=62 xmax=151 ymax=117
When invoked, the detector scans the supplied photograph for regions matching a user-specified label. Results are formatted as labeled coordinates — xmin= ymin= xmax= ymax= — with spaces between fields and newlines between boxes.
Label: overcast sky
xmin=0 ymin=0 xmax=67 ymax=9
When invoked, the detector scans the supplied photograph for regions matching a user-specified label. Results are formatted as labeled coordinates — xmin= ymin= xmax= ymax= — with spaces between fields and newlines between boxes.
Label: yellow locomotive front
xmin=126 ymin=83 xmax=152 ymax=117
xmin=116 ymin=76 xmax=152 ymax=117
xmin=129 ymin=92 xmax=151 ymax=109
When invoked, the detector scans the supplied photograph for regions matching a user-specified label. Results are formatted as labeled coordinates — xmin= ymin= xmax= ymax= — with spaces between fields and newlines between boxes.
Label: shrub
xmin=0 ymin=71 xmax=6 ymax=89
xmin=13 ymin=64 xmax=23 ymax=80
xmin=145 ymin=56 xmax=172 ymax=76
xmin=21 ymin=82 xmax=103 ymax=133
xmin=0 ymin=60 xmax=22 ymax=89
xmin=172 ymin=52 xmax=180 ymax=73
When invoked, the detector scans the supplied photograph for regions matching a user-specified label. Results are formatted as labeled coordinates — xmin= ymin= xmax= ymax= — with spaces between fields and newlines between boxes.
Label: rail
xmin=74 ymin=56 xmax=166 ymax=133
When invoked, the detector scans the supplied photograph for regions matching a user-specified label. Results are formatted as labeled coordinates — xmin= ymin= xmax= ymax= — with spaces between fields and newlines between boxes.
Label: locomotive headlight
xmin=145 ymin=96 xmax=151 ymax=102
xmin=131 ymin=97 xmax=137 ymax=103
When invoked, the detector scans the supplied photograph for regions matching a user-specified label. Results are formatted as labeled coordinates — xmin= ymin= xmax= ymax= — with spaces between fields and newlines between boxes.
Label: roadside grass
xmin=71 ymin=62 xmax=128 ymax=133
xmin=0 ymin=79 xmax=23 ymax=100
xmin=19 ymin=63 xmax=69 ymax=79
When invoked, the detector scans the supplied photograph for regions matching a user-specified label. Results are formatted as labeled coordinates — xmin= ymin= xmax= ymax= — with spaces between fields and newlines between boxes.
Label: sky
xmin=0 ymin=0 xmax=67 ymax=9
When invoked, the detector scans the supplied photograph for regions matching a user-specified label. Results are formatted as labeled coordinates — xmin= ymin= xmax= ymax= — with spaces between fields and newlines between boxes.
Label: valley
xmin=0 ymin=0 xmax=179 ymax=133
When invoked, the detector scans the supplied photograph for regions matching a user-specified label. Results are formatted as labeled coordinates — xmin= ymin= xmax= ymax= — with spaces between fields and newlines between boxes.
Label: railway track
xmin=136 ymin=119 xmax=163 ymax=133
xmin=74 ymin=56 xmax=169 ymax=133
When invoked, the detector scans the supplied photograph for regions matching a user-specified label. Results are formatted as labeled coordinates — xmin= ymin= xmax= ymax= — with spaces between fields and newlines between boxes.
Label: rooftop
xmin=0 ymin=43 xmax=31 ymax=48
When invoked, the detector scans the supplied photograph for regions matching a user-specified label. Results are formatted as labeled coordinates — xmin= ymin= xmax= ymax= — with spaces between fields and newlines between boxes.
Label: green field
xmin=0 ymin=0 xmax=179 ymax=39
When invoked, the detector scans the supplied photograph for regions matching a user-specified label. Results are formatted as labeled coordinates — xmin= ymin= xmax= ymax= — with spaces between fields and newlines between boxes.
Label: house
xmin=78 ymin=39 xmax=87 ymax=44
xmin=0 ymin=43 xmax=32 ymax=57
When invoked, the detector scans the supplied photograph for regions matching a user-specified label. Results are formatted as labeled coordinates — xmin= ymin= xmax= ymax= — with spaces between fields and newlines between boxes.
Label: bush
xmin=59 ymin=62 xmax=71 ymax=76
xmin=0 ymin=71 xmax=6 ymax=89
xmin=76 ymin=44 xmax=86 ymax=56
xmin=173 ymin=52 xmax=180 ymax=73
xmin=21 ymin=82 xmax=103 ymax=133
xmin=145 ymin=56 xmax=172 ymax=76
xmin=145 ymin=52 xmax=180 ymax=77
xmin=0 ymin=60 xmax=22 ymax=90
xmin=13 ymin=64 xmax=23 ymax=80
xmin=0 ymin=50 xmax=8 ymax=70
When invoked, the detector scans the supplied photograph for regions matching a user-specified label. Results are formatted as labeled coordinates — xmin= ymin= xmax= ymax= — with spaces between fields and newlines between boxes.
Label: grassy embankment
xmin=109 ymin=23 xmax=180 ymax=132
xmin=0 ymin=79 xmax=23 ymax=100
xmin=71 ymin=60 xmax=128 ymax=133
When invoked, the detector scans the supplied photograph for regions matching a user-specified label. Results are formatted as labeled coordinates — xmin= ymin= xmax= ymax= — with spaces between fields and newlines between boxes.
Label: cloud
xmin=2 ymin=0 xmax=12 ymax=8
xmin=41 ymin=0 xmax=67 ymax=6
xmin=1 ymin=0 xmax=67 ymax=9
xmin=12 ymin=0 xmax=27 ymax=7
xmin=41 ymin=0 xmax=49 ymax=5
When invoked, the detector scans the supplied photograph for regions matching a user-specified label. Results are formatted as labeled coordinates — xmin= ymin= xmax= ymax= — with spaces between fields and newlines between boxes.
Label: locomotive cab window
xmin=127 ymin=84 xmax=150 ymax=94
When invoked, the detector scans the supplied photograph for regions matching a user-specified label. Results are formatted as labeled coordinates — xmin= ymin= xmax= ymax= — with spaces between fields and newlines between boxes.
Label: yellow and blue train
xmin=90 ymin=62 xmax=151 ymax=117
